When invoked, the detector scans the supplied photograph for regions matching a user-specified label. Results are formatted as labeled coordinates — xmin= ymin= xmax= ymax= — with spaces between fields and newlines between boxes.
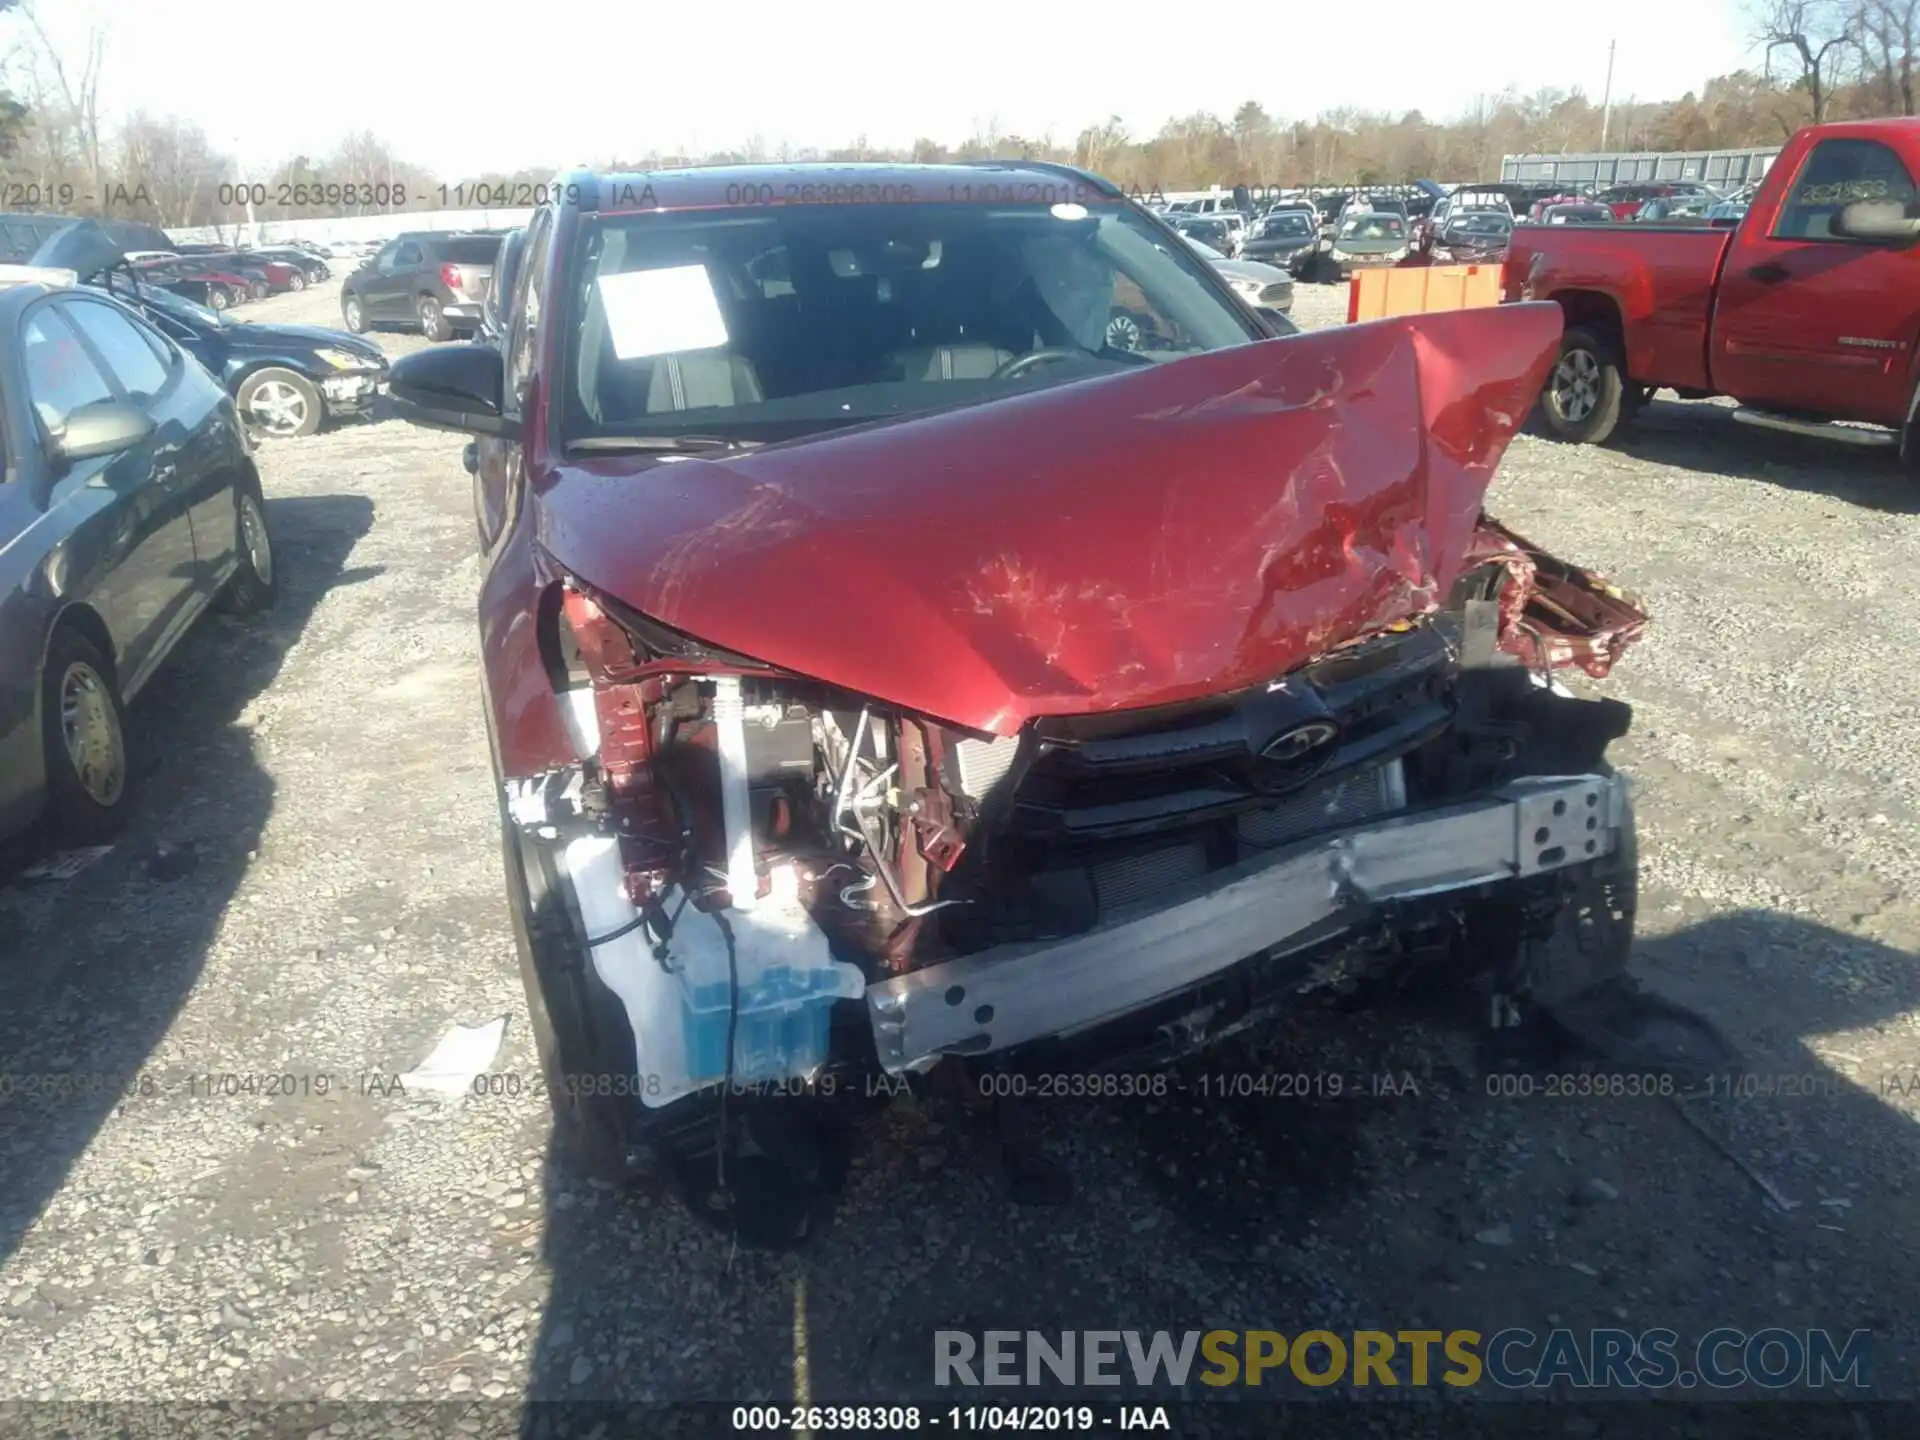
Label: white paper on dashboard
xmin=597 ymin=265 xmax=730 ymax=359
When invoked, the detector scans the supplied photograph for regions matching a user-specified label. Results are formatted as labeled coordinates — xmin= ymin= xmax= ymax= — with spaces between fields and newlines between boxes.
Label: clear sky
xmin=36 ymin=0 xmax=1754 ymax=177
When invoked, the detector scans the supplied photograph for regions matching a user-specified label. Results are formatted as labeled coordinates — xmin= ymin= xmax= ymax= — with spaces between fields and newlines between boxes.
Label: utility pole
xmin=1600 ymin=40 xmax=1617 ymax=149
xmin=231 ymin=132 xmax=256 ymax=243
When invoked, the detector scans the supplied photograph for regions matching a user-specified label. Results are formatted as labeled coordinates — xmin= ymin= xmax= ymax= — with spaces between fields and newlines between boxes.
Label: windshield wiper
xmin=567 ymin=435 xmax=764 ymax=455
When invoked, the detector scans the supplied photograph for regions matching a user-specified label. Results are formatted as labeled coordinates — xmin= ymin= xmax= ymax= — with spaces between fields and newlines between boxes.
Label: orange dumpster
xmin=1348 ymin=263 xmax=1505 ymax=323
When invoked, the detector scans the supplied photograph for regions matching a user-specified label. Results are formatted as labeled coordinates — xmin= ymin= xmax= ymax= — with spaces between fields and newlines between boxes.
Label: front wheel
xmin=40 ymin=628 xmax=131 ymax=845
xmin=1539 ymin=326 xmax=1629 ymax=444
xmin=418 ymin=294 xmax=452 ymax=342
xmin=206 ymin=286 xmax=230 ymax=311
xmin=237 ymin=367 xmax=323 ymax=440
xmin=287 ymin=270 xmax=307 ymax=292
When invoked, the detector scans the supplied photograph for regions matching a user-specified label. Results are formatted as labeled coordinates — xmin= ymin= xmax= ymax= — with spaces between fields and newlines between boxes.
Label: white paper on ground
xmin=400 ymin=1015 xmax=507 ymax=1098
xmin=597 ymin=265 xmax=729 ymax=360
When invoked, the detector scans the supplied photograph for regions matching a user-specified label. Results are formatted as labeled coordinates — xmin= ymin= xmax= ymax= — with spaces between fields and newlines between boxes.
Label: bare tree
xmin=119 ymin=112 xmax=229 ymax=226
xmin=14 ymin=1 xmax=104 ymax=193
xmin=1073 ymin=115 xmax=1129 ymax=175
xmin=1850 ymin=0 xmax=1919 ymax=112
xmin=1754 ymin=0 xmax=1857 ymax=121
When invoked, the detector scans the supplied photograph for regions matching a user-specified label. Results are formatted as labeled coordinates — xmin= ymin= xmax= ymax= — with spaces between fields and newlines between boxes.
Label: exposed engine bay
xmin=504 ymin=520 xmax=1648 ymax=1111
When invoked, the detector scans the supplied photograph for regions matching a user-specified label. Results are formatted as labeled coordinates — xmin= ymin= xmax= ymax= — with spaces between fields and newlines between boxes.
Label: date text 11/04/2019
xmin=731 ymin=1405 xmax=1172 ymax=1432
xmin=462 ymin=1069 xmax=1423 ymax=1103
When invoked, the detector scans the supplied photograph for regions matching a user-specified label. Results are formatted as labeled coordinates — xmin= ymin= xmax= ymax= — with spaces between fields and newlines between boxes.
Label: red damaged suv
xmin=388 ymin=163 xmax=1650 ymax=1240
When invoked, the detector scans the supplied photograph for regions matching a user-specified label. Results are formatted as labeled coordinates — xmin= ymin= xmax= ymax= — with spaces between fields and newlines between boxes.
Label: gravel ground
xmin=2 ymin=275 xmax=1917 ymax=1421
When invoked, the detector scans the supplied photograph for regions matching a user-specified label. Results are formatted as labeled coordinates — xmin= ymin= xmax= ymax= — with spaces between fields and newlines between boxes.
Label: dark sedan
xmin=108 ymin=281 xmax=387 ymax=438
xmin=1425 ymin=211 xmax=1514 ymax=263
xmin=1321 ymin=212 xmax=1411 ymax=277
xmin=0 ymin=265 xmax=276 ymax=848
xmin=1238 ymin=208 xmax=1320 ymax=269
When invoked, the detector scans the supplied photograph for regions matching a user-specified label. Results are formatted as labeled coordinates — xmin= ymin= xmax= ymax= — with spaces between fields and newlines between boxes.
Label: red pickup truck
xmin=1505 ymin=118 xmax=1920 ymax=456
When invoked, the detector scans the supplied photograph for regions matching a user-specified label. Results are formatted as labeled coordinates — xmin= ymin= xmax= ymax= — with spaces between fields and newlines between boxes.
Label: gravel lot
xmin=2 ymin=274 xmax=1917 ymax=1421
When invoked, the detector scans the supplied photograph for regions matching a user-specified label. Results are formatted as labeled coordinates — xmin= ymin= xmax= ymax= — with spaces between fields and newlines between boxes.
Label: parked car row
xmin=124 ymin=245 xmax=330 ymax=312
xmin=40 ymin=222 xmax=389 ymax=440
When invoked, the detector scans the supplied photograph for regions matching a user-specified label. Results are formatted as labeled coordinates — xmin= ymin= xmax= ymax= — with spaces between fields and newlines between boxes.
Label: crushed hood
xmin=538 ymin=302 xmax=1564 ymax=736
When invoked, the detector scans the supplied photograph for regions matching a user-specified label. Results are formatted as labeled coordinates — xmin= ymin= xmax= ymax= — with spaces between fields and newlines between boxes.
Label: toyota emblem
xmin=1260 ymin=720 xmax=1339 ymax=763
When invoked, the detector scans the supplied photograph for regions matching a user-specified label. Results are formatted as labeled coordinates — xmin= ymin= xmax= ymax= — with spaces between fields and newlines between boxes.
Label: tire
xmin=287 ymin=270 xmax=307 ymax=292
xmin=206 ymin=286 xmax=230 ymax=312
xmin=216 ymin=478 xmax=278 ymax=615
xmin=250 ymin=281 xmax=269 ymax=301
xmin=418 ymin=294 xmax=452 ymax=342
xmin=341 ymin=293 xmax=367 ymax=333
xmin=498 ymin=810 xmax=634 ymax=1183
xmin=1539 ymin=325 xmax=1629 ymax=444
xmin=237 ymin=367 xmax=323 ymax=440
xmin=39 ymin=628 xmax=131 ymax=845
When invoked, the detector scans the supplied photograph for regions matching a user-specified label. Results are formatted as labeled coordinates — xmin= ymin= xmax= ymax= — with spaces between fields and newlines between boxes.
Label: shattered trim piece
xmin=865 ymin=773 xmax=1627 ymax=1071
xmin=1465 ymin=519 xmax=1650 ymax=678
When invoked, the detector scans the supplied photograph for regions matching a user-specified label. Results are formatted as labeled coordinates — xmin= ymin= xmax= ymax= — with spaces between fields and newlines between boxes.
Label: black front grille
xmin=1005 ymin=622 xmax=1455 ymax=844
xmin=940 ymin=622 xmax=1457 ymax=947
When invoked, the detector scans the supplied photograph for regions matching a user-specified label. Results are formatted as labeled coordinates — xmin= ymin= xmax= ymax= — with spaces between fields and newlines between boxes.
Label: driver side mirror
xmin=49 ymin=400 xmax=155 ymax=464
xmin=390 ymin=343 xmax=519 ymax=439
xmin=1832 ymin=199 xmax=1920 ymax=242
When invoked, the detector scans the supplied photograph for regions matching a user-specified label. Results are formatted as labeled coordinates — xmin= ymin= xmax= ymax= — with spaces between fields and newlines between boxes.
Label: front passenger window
xmin=62 ymin=300 xmax=172 ymax=400
xmin=1773 ymin=139 xmax=1917 ymax=240
xmin=22 ymin=310 xmax=114 ymax=430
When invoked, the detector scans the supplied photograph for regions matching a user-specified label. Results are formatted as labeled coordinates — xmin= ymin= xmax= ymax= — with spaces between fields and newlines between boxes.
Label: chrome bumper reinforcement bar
xmin=865 ymin=773 xmax=1629 ymax=1073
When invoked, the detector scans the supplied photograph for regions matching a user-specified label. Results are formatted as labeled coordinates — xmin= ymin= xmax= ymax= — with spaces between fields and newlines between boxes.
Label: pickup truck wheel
xmin=1541 ymin=326 xmax=1628 ymax=444
xmin=418 ymin=294 xmax=453 ymax=342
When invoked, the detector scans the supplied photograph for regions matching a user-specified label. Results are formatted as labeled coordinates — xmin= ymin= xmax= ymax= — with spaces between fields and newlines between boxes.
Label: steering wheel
xmin=991 ymin=348 xmax=1082 ymax=381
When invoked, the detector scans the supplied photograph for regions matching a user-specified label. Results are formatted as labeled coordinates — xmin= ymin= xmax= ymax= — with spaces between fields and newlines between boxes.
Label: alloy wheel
xmin=1551 ymin=349 xmax=1601 ymax=423
xmin=60 ymin=662 xmax=125 ymax=807
xmin=246 ymin=379 xmax=310 ymax=436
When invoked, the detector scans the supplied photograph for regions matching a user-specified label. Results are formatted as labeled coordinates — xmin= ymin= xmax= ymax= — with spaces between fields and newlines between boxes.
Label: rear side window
xmin=62 ymin=299 xmax=172 ymax=399
xmin=440 ymin=236 xmax=504 ymax=265
xmin=22 ymin=308 xmax=114 ymax=428
xmin=1773 ymin=139 xmax=1917 ymax=240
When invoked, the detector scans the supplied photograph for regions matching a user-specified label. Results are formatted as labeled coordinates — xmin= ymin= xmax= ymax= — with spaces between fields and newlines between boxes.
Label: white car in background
xmin=1179 ymin=235 xmax=1295 ymax=318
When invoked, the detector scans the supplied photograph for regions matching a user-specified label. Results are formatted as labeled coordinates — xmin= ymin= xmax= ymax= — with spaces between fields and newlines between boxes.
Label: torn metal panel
xmin=1463 ymin=518 xmax=1650 ymax=678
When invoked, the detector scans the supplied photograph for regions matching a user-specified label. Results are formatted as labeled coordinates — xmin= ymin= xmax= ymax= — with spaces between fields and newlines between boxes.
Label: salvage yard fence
xmin=1500 ymin=147 xmax=1780 ymax=188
